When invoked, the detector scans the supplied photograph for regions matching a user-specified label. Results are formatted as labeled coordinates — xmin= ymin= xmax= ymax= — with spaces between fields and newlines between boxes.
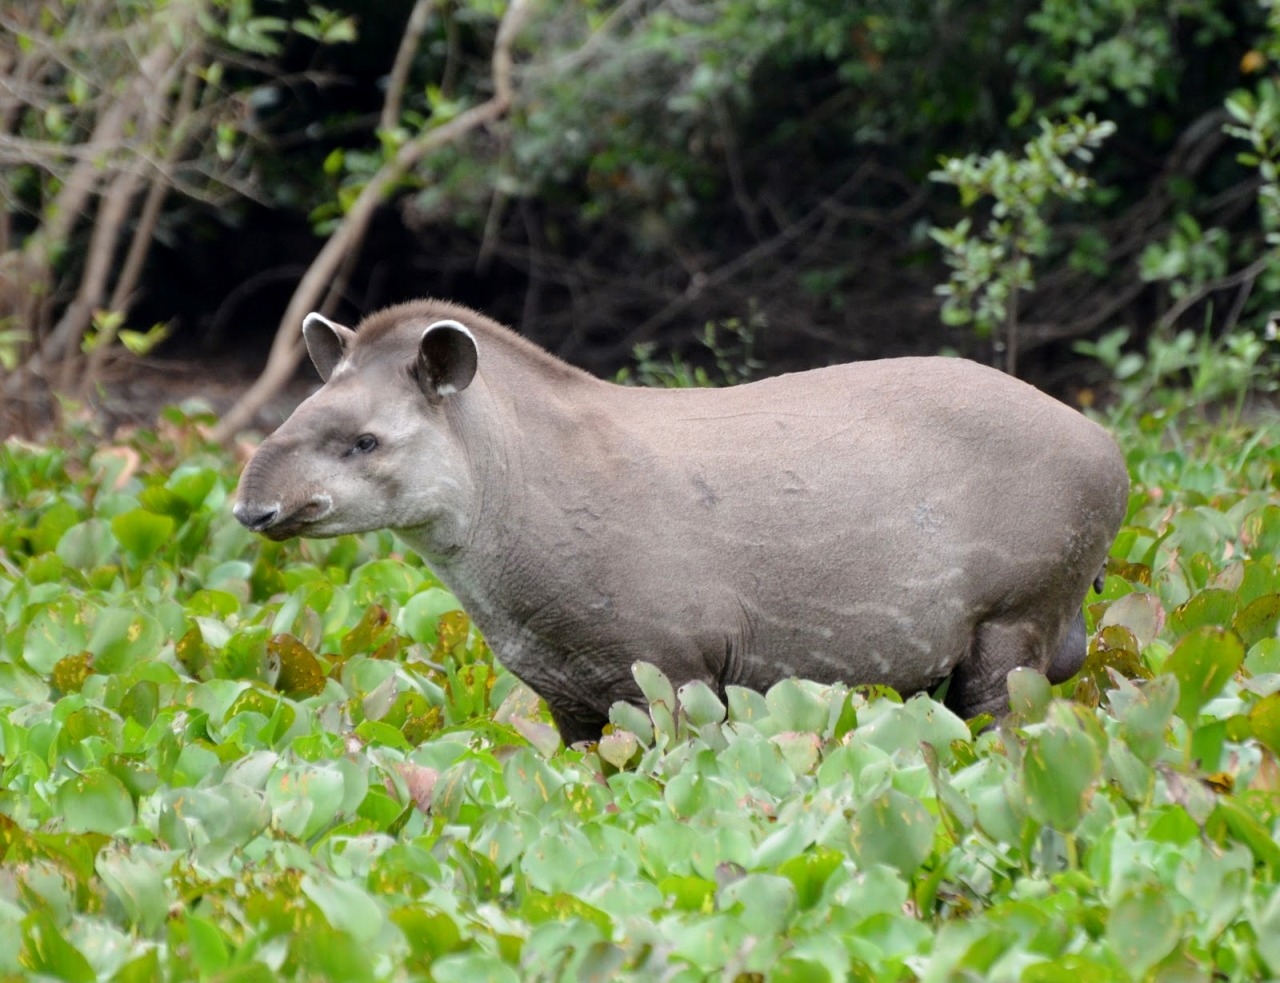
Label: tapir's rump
xmin=235 ymin=299 xmax=1129 ymax=742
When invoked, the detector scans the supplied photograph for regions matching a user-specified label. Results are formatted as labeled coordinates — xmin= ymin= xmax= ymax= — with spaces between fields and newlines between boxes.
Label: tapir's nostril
xmin=234 ymin=501 xmax=280 ymax=532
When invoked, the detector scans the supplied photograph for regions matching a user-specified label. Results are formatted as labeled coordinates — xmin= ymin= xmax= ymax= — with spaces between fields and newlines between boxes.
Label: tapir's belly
xmin=726 ymin=571 xmax=979 ymax=696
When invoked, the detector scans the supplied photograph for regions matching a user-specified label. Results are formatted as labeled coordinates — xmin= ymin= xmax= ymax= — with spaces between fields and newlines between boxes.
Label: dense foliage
xmin=2 ymin=400 xmax=1280 ymax=979
xmin=6 ymin=0 xmax=1280 ymax=432
xmin=287 ymin=0 xmax=1280 ymax=372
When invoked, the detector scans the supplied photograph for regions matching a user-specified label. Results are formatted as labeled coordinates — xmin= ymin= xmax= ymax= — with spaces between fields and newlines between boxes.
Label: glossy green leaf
xmin=1022 ymin=712 xmax=1103 ymax=831
xmin=1233 ymin=593 xmax=1280 ymax=646
xmin=269 ymin=633 xmax=326 ymax=697
xmin=110 ymin=508 xmax=175 ymax=561
xmin=1165 ymin=627 xmax=1245 ymax=722
xmin=1105 ymin=884 xmax=1180 ymax=977
xmin=677 ymin=679 xmax=726 ymax=727
xmin=55 ymin=768 xmax=135 ymax=834
xmin=1007 ymin=668 xmax=1051 ymax=722
xmin=21 ymin=910 xmax=94 ymax=983
xmin=851 ymin=788 xmax=936 ymax=876
xmin=1168 ymin=589 xmax=1237 ymax=636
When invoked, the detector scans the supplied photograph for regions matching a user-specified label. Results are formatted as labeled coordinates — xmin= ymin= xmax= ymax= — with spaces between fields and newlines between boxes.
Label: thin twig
xmin=380 ymin=0 xmax=437 ymax=133
xmin=1157 ymin=253 xmax=1275 ymax=332
xmin=212 ymin=0 xmax=537 ymax=441
xmin=618 ymin=166 xmax=873 ymax=348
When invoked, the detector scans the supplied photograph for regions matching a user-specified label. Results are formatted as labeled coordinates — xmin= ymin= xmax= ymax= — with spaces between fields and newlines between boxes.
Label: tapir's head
xmin=233 ymin=305 xmax=480 ymax=543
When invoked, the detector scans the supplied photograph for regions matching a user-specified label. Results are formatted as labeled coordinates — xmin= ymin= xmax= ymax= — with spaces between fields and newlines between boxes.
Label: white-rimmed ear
xmin=417 ymin=320 xmax=478 ymax=399
xmin=302 ymin=312 xmax=357 ymax=382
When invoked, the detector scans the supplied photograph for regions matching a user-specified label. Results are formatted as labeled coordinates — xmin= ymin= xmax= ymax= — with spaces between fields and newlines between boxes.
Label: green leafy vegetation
xmin=3 ymin=399 xmax=1280 ymax=979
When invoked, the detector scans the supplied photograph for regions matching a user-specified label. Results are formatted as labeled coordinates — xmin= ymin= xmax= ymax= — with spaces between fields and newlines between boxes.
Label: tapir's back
xmin=598 ymin=356 xmax=1128 ymax=698
xmin=614 ymin=355 xmax=1125 ymax=549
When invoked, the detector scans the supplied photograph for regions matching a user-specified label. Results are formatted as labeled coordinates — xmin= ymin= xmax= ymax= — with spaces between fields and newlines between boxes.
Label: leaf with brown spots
xmin=269 ymin=633 xmax=326 ymax=698
xmin=174 ymin=626 xmax=211 ymax=678
xmin=340 ymin=604 xmax=394 ymax=657
xmin=52 ymin=652 xmax=94 ymax=694
xmin=431 ymin=610 xmax=472 ymax=664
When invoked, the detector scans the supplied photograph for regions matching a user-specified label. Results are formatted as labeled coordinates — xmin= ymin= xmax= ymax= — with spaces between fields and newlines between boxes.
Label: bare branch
xmin=381 ymin=0 xmax=437 ymax=133
xmin=616 ymin=165 xmax=876 ymax=348
xmin=1157 ymin=252 xmax=1276 ymax=333
xmin=212 ymin=0 xmax=538 ymax=441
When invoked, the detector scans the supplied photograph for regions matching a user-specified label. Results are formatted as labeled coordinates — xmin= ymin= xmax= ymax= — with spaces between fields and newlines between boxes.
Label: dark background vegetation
xmin=3 ymin=0 xmax=1280 ymax=434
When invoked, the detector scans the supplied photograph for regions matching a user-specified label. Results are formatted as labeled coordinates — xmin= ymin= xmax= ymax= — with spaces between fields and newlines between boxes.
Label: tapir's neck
xmin=395 ymin=348 xmax=608 ymax=535
xmin=396 ymin=362 xmax=643 ymax=658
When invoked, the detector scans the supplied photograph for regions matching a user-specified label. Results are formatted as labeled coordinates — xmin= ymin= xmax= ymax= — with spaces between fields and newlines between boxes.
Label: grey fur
xmin=234 ymin=299 xmax=1129 ymax=741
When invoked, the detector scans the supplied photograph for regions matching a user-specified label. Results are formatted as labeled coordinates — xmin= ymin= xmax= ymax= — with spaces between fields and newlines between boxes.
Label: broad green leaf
xmin=30 ymin=500 xmax=81 ymax=555
xmin=88 ymin=607 xmax=163 ymax=673
xmin=1007 ymin=668 xmax=1051 ymax=722
xmin=726 ymin=685 xmax=770 ymax=724
xmin=1233 ymin=593 xmax=1280 ymax=646
xmin=55 ymin=518 xmax=116 ymax=569
xmin=1241 ymin=503 xmax=1280 ymax=555
xmin=1246 ymin=637 xmax=1280 ymax=675
xmin=349 ymin=558 xmax=423 ymax=606
xmin=1165 ymin=627 xmax=1245 ymax=722
xmin=389 ymin=907 xmax=464 ymax=965
xmin=266 ymin=763 xmax=345 ymax=839
xmin=96 ymin=846 xmax=170 ymax=933
xmin=21 ymin=910 xmax=94 ymax=983
xmin=269 ymin=633 xmax=326 ymax=697
xmin=1021 ymin=711 xmax=1103 ymax=831
xmin=718 ymin=873 xmax=797 ymax=936
xmin=1250 ymin=691 xmax=1280 ymax=754
xmin=607 ymin=701 xmax=653 ymax=745
xmin=1168 ymin=589 xmax=1236 ymax=636
xmin=167 ymin=466 xmax=218 ymax=508
xmin=22 ymin=598 xmax=90 ymax=674
xmin=633 ymin=661 xmax=676 ymax=709
xmin=1105 ymin=884 xmax=1179 ymax=977
xmin=340 ymin=604 xmax=395 ymax=657
xmin=850 ymin=789 xmax=936 ymax=876
xmin=504 ymin=748 xmax=565 ymax=812
xmin=765 ymin=678 xmax=829 ymax=734
xmin=677 ymin=679 xmax=726 ymax=727
xmin=184 ymin=915 xmax=231 ymax=977
xmin=520 ymin=892 xmax=612 ymax=935
xmin=55 ymin=768 xmax=135 ymax=834
xmin=110 ymin=508 xmax=175 ymax=561
xmin=1114 ymin=673 xmax=1178 ymax=762
xmin=777 ymin=848 xmax=845 ymax=909
xmin=1256 ymin=884 xmax=1280 ymax=973
xmin=185 ymin=589 xmax=240 ymax=618
xmin=397 ymin=587 xmax=463 ymax=645
xmin=302 ymin=872 xmax=384 ymax=944
xmin=432 ymin=952 xmax=520 ymax=983
xmin=1212 ymin=798 xmax=1280 ymax=876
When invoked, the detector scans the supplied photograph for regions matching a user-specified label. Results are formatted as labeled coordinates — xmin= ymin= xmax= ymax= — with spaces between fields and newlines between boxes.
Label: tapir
xmin=234 ymin=299 xmax=1129 ymax=742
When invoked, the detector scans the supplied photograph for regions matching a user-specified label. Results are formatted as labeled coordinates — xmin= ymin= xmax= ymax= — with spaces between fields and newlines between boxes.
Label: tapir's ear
xmin=302 ymin=312 xmax=356 ymax=382
xmin=417 ymin=320 xmax=478 ymax=399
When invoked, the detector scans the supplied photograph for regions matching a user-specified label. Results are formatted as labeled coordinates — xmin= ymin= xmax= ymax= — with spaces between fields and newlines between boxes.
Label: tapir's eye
xmin=352 ymin=434 xmax=378 ymax=454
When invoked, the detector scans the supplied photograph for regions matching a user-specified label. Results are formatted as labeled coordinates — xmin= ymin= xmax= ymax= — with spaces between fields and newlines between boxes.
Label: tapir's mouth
xmin=260 ymin=522 xmax=304 ymax=542
xmin=234 ymin=494 xmax=332 ymax=540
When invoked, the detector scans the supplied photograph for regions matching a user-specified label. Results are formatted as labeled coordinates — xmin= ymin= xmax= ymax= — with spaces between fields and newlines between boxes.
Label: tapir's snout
xmin=234 ymin=490 xmax=334 ymax=540
xmin=233 ymin=499 xmax=281 ymax=533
